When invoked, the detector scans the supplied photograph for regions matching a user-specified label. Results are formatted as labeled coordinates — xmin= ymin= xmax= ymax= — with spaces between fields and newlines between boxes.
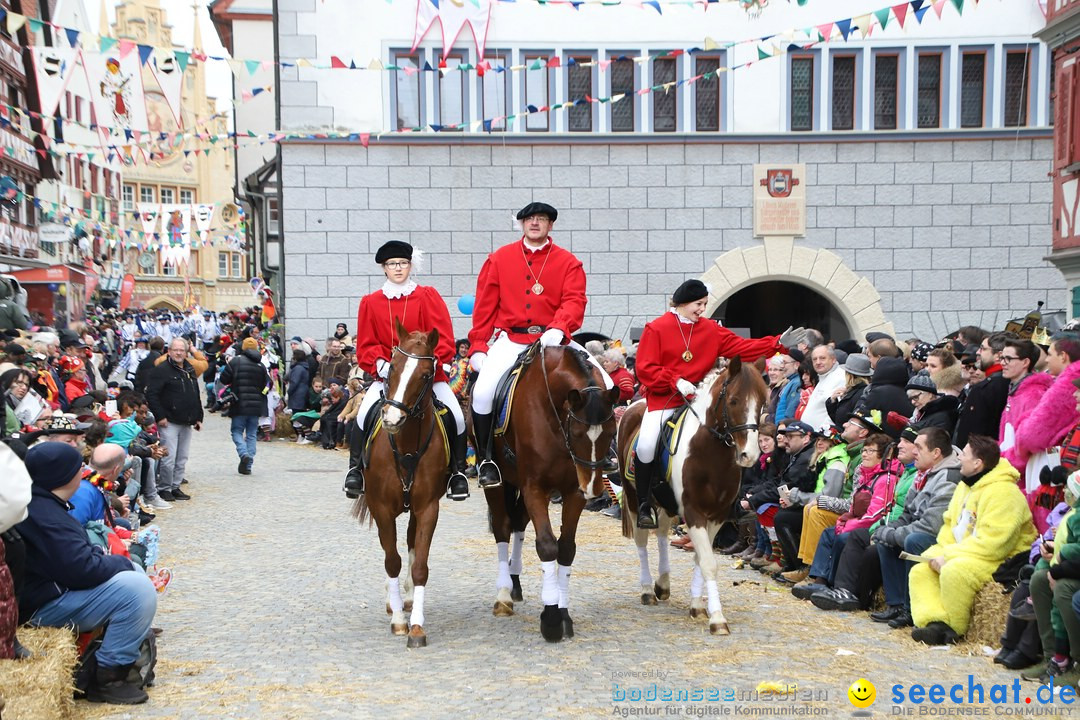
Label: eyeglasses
xmin=1000 ymin=355 xmax=1021 ymax=364
xmin=861 ymin=448 xmax=879 ymax=455
xmin=10 ymin=380 xmax=27 ymax=388
xmin=522 ymin=215 xmax=550 ymax=224
xmin=383 ymin=261 xmax=410 ymax=270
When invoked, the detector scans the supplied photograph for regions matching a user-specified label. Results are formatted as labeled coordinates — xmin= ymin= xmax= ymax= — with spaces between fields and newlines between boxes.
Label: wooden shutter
xmin=1056 ymin=60 xmax=1073 ymax=170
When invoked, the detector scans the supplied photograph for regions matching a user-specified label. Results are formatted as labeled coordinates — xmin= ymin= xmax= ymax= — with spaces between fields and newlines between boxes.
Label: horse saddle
xmin=362 ymin=398 xmax=452 ymax=470
xmin=624 ymin=405 xmax=692 ymax=512
xmin=492 ymin=342 xmax=543 ymax=438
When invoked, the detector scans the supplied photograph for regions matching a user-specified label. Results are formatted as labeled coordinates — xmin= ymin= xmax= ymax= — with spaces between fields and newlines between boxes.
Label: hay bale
xmin=962 ymin=582 xmax=1011 ymax=649
xmin=0 ymin=626 xmax=78 ymax=720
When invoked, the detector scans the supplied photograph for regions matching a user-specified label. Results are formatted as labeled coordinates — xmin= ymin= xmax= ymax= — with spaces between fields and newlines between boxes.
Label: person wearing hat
xmin=218 ymin=337 xmax=270 ymax=475
xmin=905 ymin=370 xmax=958 ymax=433
xmin=32 ymin=414 xmax=86 ymax=448
xmin=198 ymin=310 xmax=220 ymax=352
xmin=467 ymin=201 xmax=614 ymax=490
xmin=16 ymin=442 xmax=157 ymax=704
xmin=152 ymin=315 xmax=172 ymax=344
xmin=825 ymin=353 xmax=872 ymax=428
xmin=332 ymin=322 xmax=352 ymax=348
xmin=632 ymin=280 xmax=801 ymax=529
xmin=60 ymin=355 xmax=90 ymax=404
xmin=853 ymin=356 xmax=914 ymax=440
xmin=909 ymin=342 xmax=933 ymax=373
xmin=350 ymin=240 xmax=469 ymax=502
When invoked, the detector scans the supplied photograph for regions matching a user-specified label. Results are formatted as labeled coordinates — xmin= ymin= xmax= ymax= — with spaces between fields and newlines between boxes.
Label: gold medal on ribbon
xmin=682 ymin=350 xmax=693 ymax=362
xmin=532 ymin=283 xmax=544 ymax=295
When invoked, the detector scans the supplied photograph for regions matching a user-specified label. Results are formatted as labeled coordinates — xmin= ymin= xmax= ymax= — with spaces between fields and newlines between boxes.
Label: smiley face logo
xmin=848 ymin=678 xmax=876 ymax=708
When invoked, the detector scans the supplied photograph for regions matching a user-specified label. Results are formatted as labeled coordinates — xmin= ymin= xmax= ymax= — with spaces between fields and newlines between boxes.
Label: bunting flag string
xmin=12 ymin=0 xmax=977 ymax=85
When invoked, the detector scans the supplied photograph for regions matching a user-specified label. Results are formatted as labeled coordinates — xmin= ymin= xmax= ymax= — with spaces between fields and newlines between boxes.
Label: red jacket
xmin=610 ymin=366 xmax=636 ymax=403
xmin=355 ymin=285 xmax=455 ymax=383
xmin=468 ymin=238 xmax=586 ymax=354
xmin=635 ymin=311 xmax=783 ymax=411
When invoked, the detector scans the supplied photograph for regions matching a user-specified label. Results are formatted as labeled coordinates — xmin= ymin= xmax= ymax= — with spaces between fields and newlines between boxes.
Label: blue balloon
xmin=457 ymin=294 xmax=475 ymax=316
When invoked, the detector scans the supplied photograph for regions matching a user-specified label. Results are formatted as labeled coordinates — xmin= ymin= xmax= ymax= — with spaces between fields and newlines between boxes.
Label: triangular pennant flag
xmin=893 ymin=3 xmax=909 ymax=26
xmin=914 ymin=5 xmax=929 ymax=22
xmin=100 ymin=36 xmax=117 ymax=53
xmin=245 ymin=59 xmax=260 ymax=75
xmin=853 ymin=14 xmax=872 ymax=37
xmin=138 ymin=44 xmax=154 ymax=66
xmin=836 ymin=18 xmax=852 ymax=40
xmin=950 ymin=0 xmax=963 ymax=13
xmin=117 ymin=40 xmax=135 ymax=58
xmin=6 ymin=12 xmax=26 ymax=34
xmin=932 ymin=0 xmax=946 ymax=18
xmin=817 ymin=23 xmax=833 ymax=41
xmin=643 ymin=0 xmax=661 ymax=12
xmin=704 ymin=36 xmax=718 ymax=51
xmin=758 ymin=46 xmax=770 ymax=60
xmin=360 ymin=133 xmax=370 ymax=147
xmin=65 ymin=27 xmax=80 ymax=47
xmin=874 ymin=8 xmax=891 ymax=29
xmin=27 ymin=18 xmax=42 ymax=33
xmin=330 ymin=56 xmax=347 ymax=69
xmin=368 ymin=58 xmax=384 ymax=70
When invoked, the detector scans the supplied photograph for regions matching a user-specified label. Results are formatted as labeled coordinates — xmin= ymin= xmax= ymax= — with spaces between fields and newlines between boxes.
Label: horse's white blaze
xmin=587 ymin=424 xmax=603 ymax=466
xmin=739 ymin=396 xmax=760 ymax=467
xmin=383 ymin=357 xmax=418 ymax=426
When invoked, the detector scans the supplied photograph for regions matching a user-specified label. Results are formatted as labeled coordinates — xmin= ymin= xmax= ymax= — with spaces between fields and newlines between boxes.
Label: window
xmin=160 ymin=187 xmax=175 ymax=205
xmin=610 ymin=57 xmax=635 ymax=132
xmin=653 ymin=57 xmax=677 ymax=132
xmin=438 ymin=53 xmax=465 ymax=131
xmin=161 ymin=259 xmax=176 ymax=277
xmin=74 ymin=96 xmax=82 ymax=123
xmin=122 ymin=184 xmax=134 ymax=211
xmin=694 ymin=56 xmax=722 ymax=132
xmin=219 ymin=252 xmax=243 ymax=278
xmin=831 ymin=55 xmax=856 ymax=130
xmin=90 ymin=165 xmax=99 ymax=194
xmin=917 ymin=53 xmax=942 ymax=129
xmin=480 ymin=52 xmax=509 ymax=131
xmin=179 ymin=189 xmax=194 ymax=205
xmin=1005 ymin=50 xmax=1030 ymax=128
xmin=140 ymin=186 xmax=155 ymax=204
xmin=567 ymin=56 xmax=593 ymax=132
xmin=524 ymin=54 xmax=550 ymax=131
xmin=231 ymin=253 xmax=242 ymax=278
xmin=218 ymin=253 xmax=227 ymax=277
xmin=790 ymin=57 xmax=814 ymax=131
xmin=960 ymin=52 xmax=985 ymax=128
xmin=268 ymin=196 xmax=280 ymax=232
xmin=874 ymin=54 xmax=898 ymax=130
xmin=394 ymin=54 xmax=421 ymax=131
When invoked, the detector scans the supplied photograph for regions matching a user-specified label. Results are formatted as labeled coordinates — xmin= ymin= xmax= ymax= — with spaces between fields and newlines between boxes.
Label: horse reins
xmin=382 ymin=345 xmax=438 ymax=509
xmin=682 ymin=373 xmax=759 ymax=448
xmin=538 ymin=345 xmax=614 ymax=471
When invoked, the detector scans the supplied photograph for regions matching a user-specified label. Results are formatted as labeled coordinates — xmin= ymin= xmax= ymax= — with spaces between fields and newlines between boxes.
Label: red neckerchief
xmin=984 ymin=364 xmax=1003 ymax=377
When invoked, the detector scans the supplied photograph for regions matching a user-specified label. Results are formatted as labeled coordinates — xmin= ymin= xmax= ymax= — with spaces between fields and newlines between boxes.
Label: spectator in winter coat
xmin=826 ymin=353 xmax=871 ymax=428
xmin=317 ymin=339 xmax=352 ymax=384
xmin=17 ymin=442 xmax=156 ymax=704
xmin=906 ymin=371 xmax=959 ymax=432
xmin=909 ymin=435 xmax=1037 ymax=645
xmin=855 ymin=357 xmax=914 ymax=438
xmin=286 ymin=350 xmax=311 ymax=413
xmin=999 ymin=339 xmax=1053 ymax=472
xmin=145 ymin=339 xmax=204 ymax=502
xmin=1007 ymin=333 xmax=1080 ymax=475
xmin=954 ymin=332 xmax=1012 ymax=449
xmin=599 ymin=349 xmax=636 ymax=405
xmin=801 ymin=346 xmax=845 ymax=431
xmin=219 ymin=338 xmax=270 ymax=475
xmin=775 ymin=352 xmax=803 ymax=423
xmin=133 ymin=337 xmax=165 ymax=394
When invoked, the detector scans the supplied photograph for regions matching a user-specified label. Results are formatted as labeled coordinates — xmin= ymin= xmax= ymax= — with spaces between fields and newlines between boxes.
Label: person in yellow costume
xmin=908 ymin=434 xmax=1037 ymax=645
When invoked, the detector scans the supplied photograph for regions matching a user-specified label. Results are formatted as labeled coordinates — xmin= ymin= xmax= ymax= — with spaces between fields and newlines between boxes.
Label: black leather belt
xmin=509 ymin=326 xmax=546 ymax=335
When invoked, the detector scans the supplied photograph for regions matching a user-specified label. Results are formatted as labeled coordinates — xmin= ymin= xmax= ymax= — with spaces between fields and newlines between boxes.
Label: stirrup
xmin=637 ymin=506 xmax=658 ymax=530
xmin=446 ymin=471 xmax=470 ymax=501
xmin=477 ymin=459 xmax=502 ymax=488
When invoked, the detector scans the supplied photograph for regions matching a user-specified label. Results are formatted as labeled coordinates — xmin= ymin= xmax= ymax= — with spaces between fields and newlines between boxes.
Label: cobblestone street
xmin=81 ymin=413 xmax=1033 ymax=720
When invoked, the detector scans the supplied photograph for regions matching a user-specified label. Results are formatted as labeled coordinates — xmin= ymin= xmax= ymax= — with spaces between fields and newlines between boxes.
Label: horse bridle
xmin=381 ymin=345 xmax=438 ymax=509
xmin=538 ymin=345 xmax=614 ymax=471
xmin=381 ymin=346 xmax=436 ymax=420
xmin=687 ymin=374 xmax=759 ymax=448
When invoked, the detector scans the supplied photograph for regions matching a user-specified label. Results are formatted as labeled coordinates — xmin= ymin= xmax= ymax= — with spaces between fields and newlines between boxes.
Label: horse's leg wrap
xmin=541 ymin=560 xmax=559 ymax=606
xmin=558 ymin=564 xmax=571 ymax=609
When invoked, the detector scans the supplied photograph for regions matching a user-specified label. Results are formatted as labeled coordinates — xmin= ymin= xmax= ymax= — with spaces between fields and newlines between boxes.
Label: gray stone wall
xmin=279 ymin=137 xmax=1057 ymax=344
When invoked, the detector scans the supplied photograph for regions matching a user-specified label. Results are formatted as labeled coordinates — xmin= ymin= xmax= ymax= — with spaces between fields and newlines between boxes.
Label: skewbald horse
xmin=481 ymin=345 xmax=620 ymax=642
xmin=617 ymin=357 xmax=767 ymax=634
xmin=354 ymin=322 xmax=449 ymax=648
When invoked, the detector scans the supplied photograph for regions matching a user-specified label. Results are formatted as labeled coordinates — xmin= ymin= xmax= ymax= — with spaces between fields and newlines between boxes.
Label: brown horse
xmin=617 ymin=357 xmax=767 ymax=634
xmin=354 ymin=322 xmax=448 ymax=648
xmin=480 ymin=346 xmax=620 ymax=642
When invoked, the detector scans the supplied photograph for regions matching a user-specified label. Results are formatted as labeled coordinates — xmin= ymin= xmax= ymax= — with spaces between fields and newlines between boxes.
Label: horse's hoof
xmin=391 ymin=623 xmax=408 ymax=636
xmin=493 ymin=600 xmax=515 ymax=617
xmin=403 ymin=600 xmax=413 ymax=613
xmin=406 ymin=626 xmax=427 ymax=648
xmin=561 ymin=608 xmax=574 ymax=638
xmin=510 ymin=575 xmax=524 ymax=602
xmin=710 ymin=622 xmax=730 ymax=635
xmin=654 ymin=583 xmax=670 ymax=602
xmin=641 ymin=593 xmax=658 ymax=606
xmin=689 ymin=607 xmax=706 ymax=619
xmin=540 ymin=604 xmax=564 ymax=642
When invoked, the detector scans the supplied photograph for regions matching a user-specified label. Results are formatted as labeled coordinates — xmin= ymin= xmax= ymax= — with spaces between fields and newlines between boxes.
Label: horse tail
xmin=619 ymin=473 xmax=637 ymax=540
xmin=352 ymin=494 xmax=374 ymax=527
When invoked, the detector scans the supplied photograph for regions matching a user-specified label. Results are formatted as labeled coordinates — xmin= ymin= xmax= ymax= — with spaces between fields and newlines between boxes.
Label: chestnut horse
xmin=617 ymin=357 xmax=767 ymax=634
xmin=481 ymin=346 xmax=620 ymax=642
xmin=354 ymin=323 xmax=449 ymax=648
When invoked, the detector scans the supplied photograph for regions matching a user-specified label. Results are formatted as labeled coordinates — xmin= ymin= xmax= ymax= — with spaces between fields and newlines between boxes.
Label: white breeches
xmin=471 ymin=333 xmax=613 ymax=415
xmin=357 ymin=380 xmax=465 ymax=434
xmin=635 ymin=407 xmax=677 ymax=464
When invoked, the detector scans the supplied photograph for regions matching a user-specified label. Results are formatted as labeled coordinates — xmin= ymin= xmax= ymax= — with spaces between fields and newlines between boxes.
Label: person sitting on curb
xmin=908 ymin=435 xmax=1037 ymax=645
xmin=16 ymin=442 xmax=158 ymax=705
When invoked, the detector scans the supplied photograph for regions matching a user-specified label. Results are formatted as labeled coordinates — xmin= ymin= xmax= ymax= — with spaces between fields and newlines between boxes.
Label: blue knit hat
xmin=25 ymin=442 xmax=84 ymax=491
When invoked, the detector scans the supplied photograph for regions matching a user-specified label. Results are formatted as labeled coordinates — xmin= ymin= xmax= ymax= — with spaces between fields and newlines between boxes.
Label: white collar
xmin=382 ymin=279 xmax=418 ymax=299
xmin=522 ymin=238 xmax=550 ymax=253
xmin=668 ymin=308 xmax=695 ymax=325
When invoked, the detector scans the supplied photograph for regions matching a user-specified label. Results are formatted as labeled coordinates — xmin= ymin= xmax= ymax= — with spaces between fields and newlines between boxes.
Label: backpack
xmin=74 ymin=627 xmax=157 ymax=694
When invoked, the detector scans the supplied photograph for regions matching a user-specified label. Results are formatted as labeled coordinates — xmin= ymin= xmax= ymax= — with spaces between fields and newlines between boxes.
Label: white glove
xmin=470 ymin=353 xmax=487 ymax=372
xmin=676 ymin=378 xmax=696 ymax=396
xmin=539 ymin=329 xmax=564 ymax=348
xmin=376 ymin=359 xmax=390 ymax=379
xmin=778 ymin=326 xmax=807 ymax=350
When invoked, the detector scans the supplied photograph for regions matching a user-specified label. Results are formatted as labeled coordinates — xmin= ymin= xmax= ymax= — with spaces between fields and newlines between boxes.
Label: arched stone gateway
xmin=701 ymin=238 xmax=895 ymax=342
xmin=145 ymin=297 xmax=183 ymax=312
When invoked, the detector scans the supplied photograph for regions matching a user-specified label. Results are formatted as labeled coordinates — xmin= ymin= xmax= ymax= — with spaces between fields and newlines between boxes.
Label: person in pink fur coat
xmin=999 ymin=339 xmax=1053 ymax=479
xmin=1008 ymin=333 xmax=1080 ymax=471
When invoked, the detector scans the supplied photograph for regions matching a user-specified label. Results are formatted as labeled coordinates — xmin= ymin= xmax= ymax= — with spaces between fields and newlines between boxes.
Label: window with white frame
xmin=524 ymin=54 xmax=550 ymax=131
xmin=160 ymin=187 xmax=175 ymax=205
xmin=694 ymin=55 xmax=723 ymax=132
xmin=218 ymin=252 xmax=227 ymax=278
xmin=179 ymin=189 xmax=194 ymax=205
xmin=610 ymin=56 xmax=636 ymax=132
xmin=394 ymin=53 xmax=421 ymax=130
xmin=652 ymin=56 xmax=678 ymax=132
xmin=480 ymin=51 xmax=509 ymax=131
xmin=140 ymin=186 xmax=155 ymax=204
xmin=122 ymin=185 xmax=134 ymax=212
xmin=437 ymin=53 xmax=466 ymax=130
xmin=231 ymin=253 xmax=242 ymax=278
xmin=566 ymin=55 xmax=594 ymax=132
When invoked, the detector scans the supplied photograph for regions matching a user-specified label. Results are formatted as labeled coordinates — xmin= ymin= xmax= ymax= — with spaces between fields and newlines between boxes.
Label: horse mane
xmin=551 ymin=347 xmax=608 ymax=425
xmin=691 ymin=367 xmax=726 ymax=417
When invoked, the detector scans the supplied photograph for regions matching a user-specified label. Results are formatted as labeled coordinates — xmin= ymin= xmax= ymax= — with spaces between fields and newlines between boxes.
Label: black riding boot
xmin=472 ymin=412 xmax=502 ymax=488
xmin=344 ymin=422 xmax=367 ymax=499
xmin=446 ymin=429 xmax=471 ymax=501
xmin=634 ymin=457 xmax=658 ymax=530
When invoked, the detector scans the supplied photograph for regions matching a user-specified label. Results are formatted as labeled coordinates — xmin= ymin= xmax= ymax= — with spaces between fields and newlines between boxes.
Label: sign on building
xmin=753 ymin=164 xmax=806 ymax=237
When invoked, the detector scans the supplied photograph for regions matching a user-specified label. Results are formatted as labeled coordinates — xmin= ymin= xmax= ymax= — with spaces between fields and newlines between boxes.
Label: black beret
xmin=374 ymin=241 xmax=413 ymax=265
xmin=516 ymin=202 xmax=558 ymax=223
xmin=672 ymin=280 xmax=709 ymax=306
